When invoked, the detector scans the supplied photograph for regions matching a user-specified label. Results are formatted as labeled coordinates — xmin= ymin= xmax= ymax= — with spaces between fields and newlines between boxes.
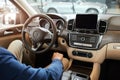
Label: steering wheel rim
xmin=22 ymin=14 xmax=57 ymax=54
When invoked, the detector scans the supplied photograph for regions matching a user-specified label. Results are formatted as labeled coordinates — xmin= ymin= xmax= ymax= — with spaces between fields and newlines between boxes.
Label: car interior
xmin=1 ymin=0 xmax=120 ymax=80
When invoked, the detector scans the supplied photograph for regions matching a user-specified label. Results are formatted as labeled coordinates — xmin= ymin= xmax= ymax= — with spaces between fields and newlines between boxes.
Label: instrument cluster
xmin=39 ymin=18 xmax=66 ymax=35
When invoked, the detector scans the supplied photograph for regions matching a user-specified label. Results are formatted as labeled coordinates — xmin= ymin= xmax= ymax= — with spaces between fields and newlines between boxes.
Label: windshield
xmin=0 ymin=0 xmax=120 ymax=26
xmin=25 ymin=0 xmax=120 ymax=15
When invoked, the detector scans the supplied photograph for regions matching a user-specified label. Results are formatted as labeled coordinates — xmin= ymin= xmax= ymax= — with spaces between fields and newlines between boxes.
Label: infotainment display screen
xmin=75 ymin=14 xmax=98 ymax=30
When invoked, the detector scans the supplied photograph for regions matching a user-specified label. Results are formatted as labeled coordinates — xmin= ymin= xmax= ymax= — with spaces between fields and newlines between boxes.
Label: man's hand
xmin=52 ymin=52 xmax=63 ymax=61
xmin=52 ymin=52 xmax=69 ymax=70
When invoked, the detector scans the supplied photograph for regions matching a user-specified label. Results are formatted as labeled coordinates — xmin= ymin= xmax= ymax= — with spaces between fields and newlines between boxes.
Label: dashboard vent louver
xmin=67 ymin=19 xmax=74 ymax=30
xmin=98 ymin=20 xmax=107 ymax=34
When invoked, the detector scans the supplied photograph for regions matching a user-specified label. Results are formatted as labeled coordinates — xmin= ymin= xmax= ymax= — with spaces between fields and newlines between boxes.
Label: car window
xmin=25 ymin=0 xmax=120 ymax=15
xmin=0 ymin=0 xmax=120 ymax=27
xmin=52 ymin=0 xmax=67 ymax=2
xmin=0 ymin=0 xmax=18 ymax=27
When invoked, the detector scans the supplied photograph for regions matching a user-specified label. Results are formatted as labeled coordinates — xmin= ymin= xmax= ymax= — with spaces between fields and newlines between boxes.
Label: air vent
xmin=98 ymin=20 xmax=107 ymax=34
xmin=67 ymin=19 xmax=74 ymax=30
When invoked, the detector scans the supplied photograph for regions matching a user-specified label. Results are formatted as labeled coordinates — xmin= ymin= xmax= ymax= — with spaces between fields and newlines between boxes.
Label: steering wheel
xmin=22 ymin=14 xmax=57 ymax=54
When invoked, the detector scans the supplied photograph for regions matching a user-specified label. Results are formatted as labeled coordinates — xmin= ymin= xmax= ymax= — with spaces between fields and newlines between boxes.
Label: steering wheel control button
xmin=72 ymin=50 xmax=93 ymax=58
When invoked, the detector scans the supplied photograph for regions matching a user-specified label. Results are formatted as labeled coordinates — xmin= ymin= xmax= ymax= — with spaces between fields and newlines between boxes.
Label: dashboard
xmin=52 ymin=14 xmax=107 ymax=50
xmin=47 ymin=13 xmax=109 ymax=80
xmin=43 ymin=13 xmax=110 ymax=62
xmin=48 ymin=14 xmax=120 ymax=80
xmin=40 ymin=13 xmax=120 ymax=62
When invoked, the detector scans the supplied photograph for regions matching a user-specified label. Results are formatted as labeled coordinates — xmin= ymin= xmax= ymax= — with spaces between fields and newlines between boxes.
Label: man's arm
xmin=0 ymin=47 xmax=63 ymax=80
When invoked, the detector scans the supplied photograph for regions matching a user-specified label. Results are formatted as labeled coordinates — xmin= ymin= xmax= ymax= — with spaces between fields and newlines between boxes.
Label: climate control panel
xmin=72 ymin=50 xmax=93 ymax=58
xmin=69 ymin=32 xmax=102 ymax=49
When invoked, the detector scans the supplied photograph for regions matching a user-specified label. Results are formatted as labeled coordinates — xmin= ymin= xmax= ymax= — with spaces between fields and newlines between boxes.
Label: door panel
xmin=0 ymin=24 xmax=23 ymax=48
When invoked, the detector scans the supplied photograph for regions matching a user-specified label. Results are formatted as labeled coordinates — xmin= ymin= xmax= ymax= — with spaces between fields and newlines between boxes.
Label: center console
xmin=69 ymin=14 xmax=102 ymax=50
xmin=65 ymin=14 xmax=104 ymax=80
xmin=61 ymin=60 xmax=92 ymax=80
xmin=62 ymin=70 xmax=90 ymax=80
xmin=69 ymin=32 xmax=102 ymax=58
xmin=69 ymin=33 xmax=102 ymax=49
